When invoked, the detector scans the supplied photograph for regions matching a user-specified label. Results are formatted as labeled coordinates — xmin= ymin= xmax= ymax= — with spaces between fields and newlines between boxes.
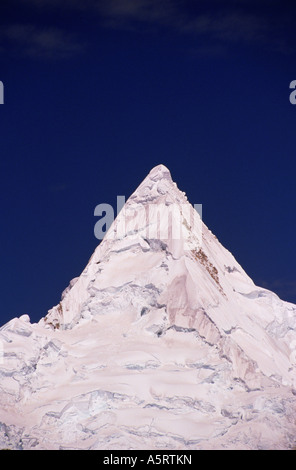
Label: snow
xmin=0 ymin=163 xmax=296 ymax=450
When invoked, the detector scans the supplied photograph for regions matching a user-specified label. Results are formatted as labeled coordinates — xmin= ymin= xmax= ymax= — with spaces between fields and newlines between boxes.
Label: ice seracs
xmin=0 ymin=164 xmax=296 ymax=450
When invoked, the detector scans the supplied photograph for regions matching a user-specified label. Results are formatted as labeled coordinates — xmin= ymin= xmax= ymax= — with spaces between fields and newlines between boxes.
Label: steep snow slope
xmin=0 ymin=164 xmax=296 ymax=450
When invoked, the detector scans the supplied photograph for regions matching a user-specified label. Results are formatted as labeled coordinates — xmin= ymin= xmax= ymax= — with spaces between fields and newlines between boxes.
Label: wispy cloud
xmin=3 ymin=0 xmax=293 ymax=58
xmin=1 ymin=23 xmax=85 ymax=59
xmin=92 ymin=0 xmax=291 ymax=53
xmin=19 ymin=0 xmax=88 ymax=7
xmin=182 ymin=12 xmax=269 ymax=43
xmin=96 ymin=0 xmax=174 ymax=22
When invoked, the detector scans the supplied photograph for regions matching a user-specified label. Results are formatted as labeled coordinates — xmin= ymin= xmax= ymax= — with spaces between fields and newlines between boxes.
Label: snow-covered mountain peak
xmin=147 ymin=163 xmax=171 ymax=180
xmin=1 ymin=165 xmax=296 ymax=450
xmin=125 ymin=163 xmax=187 ymax=209
xmin=42 ymin=165 xmax=201 ymax=330
xmin=41 ymin=166 xmax=296 ymax=391
xmin=146 ymin=164 xmax=174 ymax=188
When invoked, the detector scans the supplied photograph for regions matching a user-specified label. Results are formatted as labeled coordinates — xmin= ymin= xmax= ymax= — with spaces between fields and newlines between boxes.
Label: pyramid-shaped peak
xmin=148 ymin=164 xmax=172 ymax=181
xmin=128 ymin=163 xmax=186 ymax=207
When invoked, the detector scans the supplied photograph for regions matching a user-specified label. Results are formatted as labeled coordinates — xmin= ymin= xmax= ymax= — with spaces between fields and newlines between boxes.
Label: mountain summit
xmin=1 ymin=165 xmax=296 ymax=450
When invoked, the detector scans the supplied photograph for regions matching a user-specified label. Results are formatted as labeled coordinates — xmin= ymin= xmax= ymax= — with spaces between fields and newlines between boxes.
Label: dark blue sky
xmin=1 ymin=0 xmax=296 ymax=325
